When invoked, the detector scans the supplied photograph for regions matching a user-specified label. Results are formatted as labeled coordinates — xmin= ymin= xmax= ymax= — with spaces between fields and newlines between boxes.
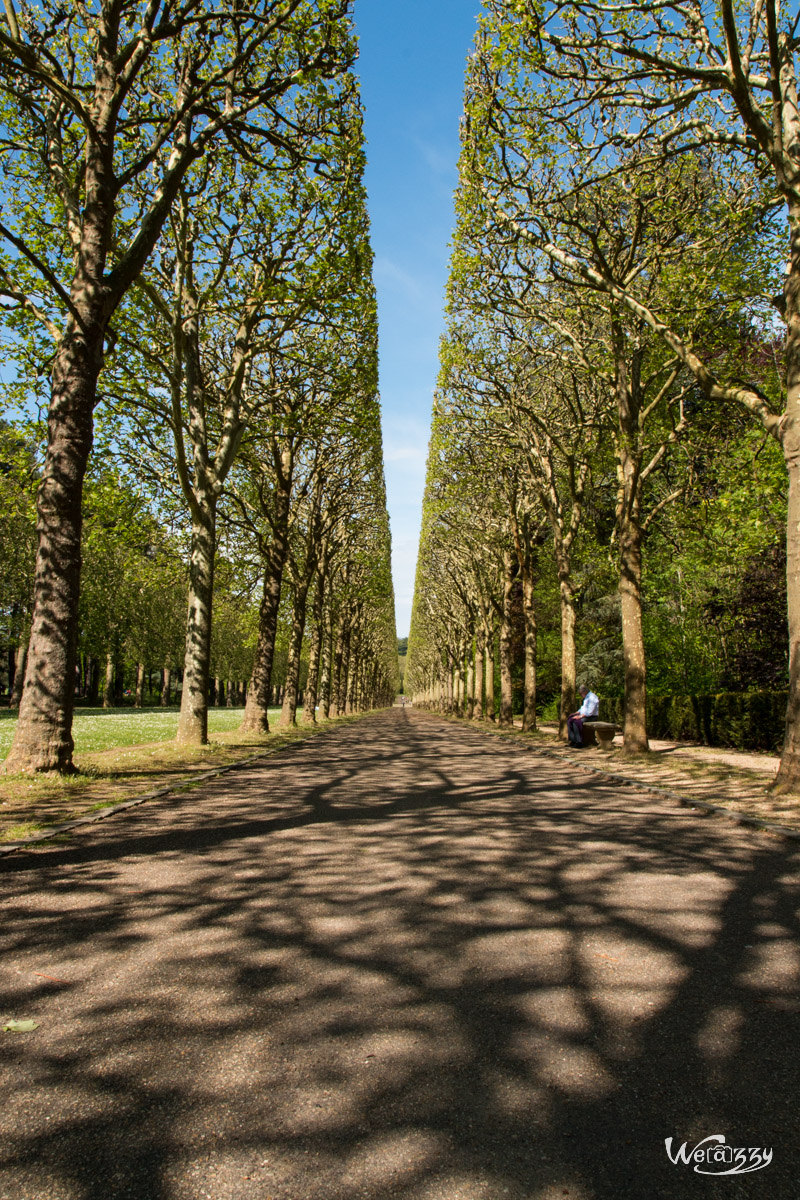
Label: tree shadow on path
xmin=0 ymin=709 xmax=798 ymax=1200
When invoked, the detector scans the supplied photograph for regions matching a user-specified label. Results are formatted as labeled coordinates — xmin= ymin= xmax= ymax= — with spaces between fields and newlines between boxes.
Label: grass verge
xmin=0 ymin=705 xmax=259 ymax=758
xmin=0 ymin=709 xmax=366 ymax=844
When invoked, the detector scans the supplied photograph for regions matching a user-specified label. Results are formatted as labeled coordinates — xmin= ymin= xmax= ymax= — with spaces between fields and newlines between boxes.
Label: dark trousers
xmin=568 ymin=715 xmax=584 ymax=746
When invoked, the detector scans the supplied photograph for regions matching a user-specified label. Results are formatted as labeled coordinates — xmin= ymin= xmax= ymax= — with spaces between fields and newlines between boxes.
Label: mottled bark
xmin=522 ymin=565 xmax=537 ymax=732
xmin=453 ymin=657 xmax=463 ymax=717
xmin=558 ymin=568 xmax=576 ymax=741
xmin=303 ymin=571 xmax=327 ymax=723
xmin=319 ymin=608 xmax=333 ymax=719
xmin=87 ymin=657 xmax=100 ymax=705
xmin=9 ymin=624 xmax=29 ymax=709
xmin=243 ymin=559 xmax=285 ymax=734
xmin=177 ymin=504 xmax=216 ymax=744
xmin=345 ymin=640 xmax=358 ymax=713
xmin=466 ymin=638 xmax=475 ymax=720
xmin=776 ymin=205 xmax=800 ymax=789
xmin=134 ymin=662 xmax=145 ymax=709
xmin=344 ymin=617 xmax=360 ymax=713
xmin=619 ymin=505 xmax=648 ymax=752
xmin=4 ymin=320 xmax=103 ymax=772
xmin=103 ymin=652 xmax=114 ymax=710
xmin=302 ymin=626 xmax=322 ymax=722
xmin=484 ymin=629 xmax=495 ymax=721
xmin=333 ymin=620 xmax=350 ymax=716
xmin=614 ymin=321 xmax=648 ymax=753
xmin=499 ymin=551 xmax=516 ymax=727
xmin=280 ymin=578 xmax=312 ymax=727
xmin=329 ymin=621 xmax=343 ymax=716
xmin=241 ymin=458 xmax=292 ymax=734
xmin=473 ymin=629 xmax=484 ymax=719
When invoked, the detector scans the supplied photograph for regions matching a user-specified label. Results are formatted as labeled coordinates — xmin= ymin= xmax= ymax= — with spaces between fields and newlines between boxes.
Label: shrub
xmin=599 ymin=690 xmax=787 ymax=752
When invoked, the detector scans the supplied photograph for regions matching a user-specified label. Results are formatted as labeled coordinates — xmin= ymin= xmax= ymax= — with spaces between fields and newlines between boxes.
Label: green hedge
xmin=599 ymin=690 xmax=788 ymax=752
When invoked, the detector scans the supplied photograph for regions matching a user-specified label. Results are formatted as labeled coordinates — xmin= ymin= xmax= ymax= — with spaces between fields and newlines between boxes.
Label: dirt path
xmin=1 ymin=709 xmax=798 ymax=1199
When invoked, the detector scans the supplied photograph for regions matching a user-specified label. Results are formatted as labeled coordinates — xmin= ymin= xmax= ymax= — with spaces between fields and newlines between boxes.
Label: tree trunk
xmin=177 ymin=504 xmax=216 ymax=744
xmin=134 ymin=662 xmax=145 ymax=709
xmin=0 ymin=50 xmax=141 ymax=775
xmin=522 ymin=565 xmax=537 ymax=732
xmin=103 ymin=652 xmax=114 ymax=710
xmin=453 ymin=656 xmax=463 ymax=717
xmin=161 ymin=665 xmax=172 ymax=707
xmin=88 ymin=656 xmax=100 ymax=706
xmin=775 ymin=209 xmax=800 ymax=789
xmin=466 ymin=637 xmax=475 ymax=719
xmin=319 ymin=608 xmax=334 ymax=719
xmin=614 ymin=321 xmax=648 ymax=753
xmin=241 ymin=464 xmax=292 ymax=734
xmin=558 ymin=566 xmax=577 ymax=741
xmin=473 ymin=629 xmax=484 ymax=719
xmin=3 ymin=321 xmax=105 ymax=772
xmin=329 ymin=623 xmax=342 ymax=717
xmin=345 ymin=628 xmax=357 ymax=710
xmin=499 ymin=551 xmax=515 ymax=727
xmin=333 ymin=620 xmax=350 ymax=717
xmin=619 ymin=508 xmax=648 ymax=752
xmin=345 ymin=637 xmax=358 ymax=713
xmin=241 ymin=559 xmax=285 ymax=732
xmin=9 ymin=624 xmax=30 ymax=710
xmin=280 ymin=578 xmax=311 ymax=727
xmin=303 ymin=572 xmax=326 ymax=724
xmin=484 ymin=628 xmax=495 ymax=721
xmin=302 ymin=623 xmax=322 ymax=722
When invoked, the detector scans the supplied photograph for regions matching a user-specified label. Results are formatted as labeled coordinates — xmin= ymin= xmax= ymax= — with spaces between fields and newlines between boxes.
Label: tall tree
xmin=474 ymin=0 xmax=800 ymax=784
xmin=1 ymin=0 xmax=354 ymax=773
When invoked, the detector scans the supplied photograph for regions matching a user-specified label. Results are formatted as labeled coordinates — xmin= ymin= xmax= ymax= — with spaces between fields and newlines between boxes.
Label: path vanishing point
xmin=2 ymin=708 xmax=799 ymax=1199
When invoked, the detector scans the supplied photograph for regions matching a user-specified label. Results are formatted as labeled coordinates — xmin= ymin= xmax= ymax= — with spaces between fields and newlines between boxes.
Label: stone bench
xmin=582 ymin=720 xmax=622 ymax=749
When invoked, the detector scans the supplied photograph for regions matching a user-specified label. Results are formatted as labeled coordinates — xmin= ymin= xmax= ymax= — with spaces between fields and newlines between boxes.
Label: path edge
xmin=0 ymin=710 xmax=388 ymax=859
xmin=415 ymin=711 xmax=800 ymax=844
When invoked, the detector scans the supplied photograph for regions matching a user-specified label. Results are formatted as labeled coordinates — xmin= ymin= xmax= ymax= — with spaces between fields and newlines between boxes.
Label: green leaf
xmin=3 ymin=1018 xmax=39 ymax=1033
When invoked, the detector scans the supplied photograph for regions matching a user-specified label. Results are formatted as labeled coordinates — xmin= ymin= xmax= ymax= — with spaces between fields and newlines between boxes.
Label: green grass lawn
xmin=0 ymin=706 xmax=282 ymax=759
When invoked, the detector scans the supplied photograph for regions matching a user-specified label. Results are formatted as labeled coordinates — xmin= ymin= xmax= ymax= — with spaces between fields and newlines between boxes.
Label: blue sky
xmin=353 ymin=0 xmax=482 ymax=638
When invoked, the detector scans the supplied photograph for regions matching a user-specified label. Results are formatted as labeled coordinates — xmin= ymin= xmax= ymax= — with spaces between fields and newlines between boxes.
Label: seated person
xmin=567 ymin=685 xmax=599 ymax=747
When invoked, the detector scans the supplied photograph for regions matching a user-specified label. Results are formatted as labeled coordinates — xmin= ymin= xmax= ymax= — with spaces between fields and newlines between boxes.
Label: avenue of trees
xmin=0 ymin=0 xmax=399 ymax=775
xmin=406 ymin=0 xmax=798 ymax=789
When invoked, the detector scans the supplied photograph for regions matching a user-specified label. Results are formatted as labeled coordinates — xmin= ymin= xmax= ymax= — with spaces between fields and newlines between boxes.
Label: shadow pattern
xmin=1 ymin=710 xmax=799 ymax=1199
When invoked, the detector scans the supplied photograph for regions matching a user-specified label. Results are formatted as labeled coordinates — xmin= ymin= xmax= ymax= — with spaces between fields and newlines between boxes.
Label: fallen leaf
xmin=4 ymin=1018 xmax=39 ymax=1033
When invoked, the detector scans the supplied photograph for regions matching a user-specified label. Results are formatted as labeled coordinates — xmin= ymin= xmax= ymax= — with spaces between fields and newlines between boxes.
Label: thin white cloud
xmin=412 ymin=136 xmax=455 ymax=177
xmin=373 ymin=255 xmax=426 ymax=299
xmin=384 ymin=444 xmax=427 ymax=465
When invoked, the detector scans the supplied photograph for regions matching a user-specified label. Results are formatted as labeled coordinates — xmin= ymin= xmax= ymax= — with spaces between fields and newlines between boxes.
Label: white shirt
xmin=579 ymin=691 xmax=599 ymax=718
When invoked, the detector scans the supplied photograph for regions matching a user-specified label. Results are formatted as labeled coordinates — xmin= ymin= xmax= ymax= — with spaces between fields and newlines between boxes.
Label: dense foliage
xmin=407 ymin=0 xmax=795 ymax=782
xmin=0 ymin=1 xmax=398 ymax=773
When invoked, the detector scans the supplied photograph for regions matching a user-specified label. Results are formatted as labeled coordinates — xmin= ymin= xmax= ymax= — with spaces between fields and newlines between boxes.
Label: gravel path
xmin=1 ymin=709 xmax=799 ymax=1200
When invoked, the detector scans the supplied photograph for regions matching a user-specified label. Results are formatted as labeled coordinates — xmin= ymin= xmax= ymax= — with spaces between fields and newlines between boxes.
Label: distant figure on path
xmin=568 ymin=684 xmax=599 ymax=747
